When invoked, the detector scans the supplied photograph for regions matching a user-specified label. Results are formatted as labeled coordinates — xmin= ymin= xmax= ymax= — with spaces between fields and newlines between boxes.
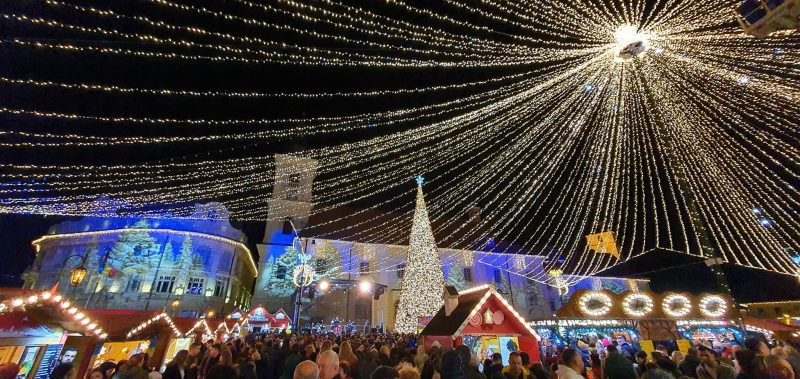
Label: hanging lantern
xmin=69 ymin=265 xmax=88 ymax=286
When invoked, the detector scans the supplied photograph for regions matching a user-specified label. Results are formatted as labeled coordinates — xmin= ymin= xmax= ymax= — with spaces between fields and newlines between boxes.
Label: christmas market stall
xmin=184 ymin=318 xmax=215 ymax=343
xmin=420 ymin=285 xmax=541 ymax=364
xmin=239 ymin=306 xmax=292 ymax=334
xmin=0 ymin=288 xmax=108 ymax=379
xmin=741 ymin=315 xmax=800 ymax=343
xmin=535 ymin=290 xmax=740 ymax=353
xmin=86 ymin=310 xmax=196 ymax=370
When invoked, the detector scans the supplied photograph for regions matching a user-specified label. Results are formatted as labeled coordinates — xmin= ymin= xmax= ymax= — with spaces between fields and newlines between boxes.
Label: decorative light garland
xmin=31 ymin=228 xmax=257 ymax=275
xmin=0 ymin=291 xmax=107 ymax=339
xmin=662 ymin=294 xmax=693 ymax=317
xmin=621 ymin=293 xmax=654 ymax=317
xmin=699 ymin=295 xmax=729 ymax=318
xmin=578 ymin=292 xmax=613 ymax=317
xmin=0 ymin=0 xmax=798 ymax=283
xmin=126 ymin=312 xmax=182 ymax=339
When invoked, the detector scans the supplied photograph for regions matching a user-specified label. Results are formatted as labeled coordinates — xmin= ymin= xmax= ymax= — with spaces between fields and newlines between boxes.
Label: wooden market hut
xmin=420 ymin=285 xmax=541 ymax=363
xmin=0 ymin=288 xmax=108 ymax=379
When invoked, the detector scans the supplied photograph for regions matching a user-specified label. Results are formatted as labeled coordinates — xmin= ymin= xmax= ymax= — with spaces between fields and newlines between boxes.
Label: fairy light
xmin=394 ymin=178 xmax=445 ymax=333
xmin=126 ymin=312 xmax=183 ymax=339
xmin=699 ymin=295 xmax=729 ymax=318
xmin=662 ymin=294 xmax=693 ymax=317
xmin=0 ymin=291 xmax=106 ymax=338
xmin=578 ymin=292 xmax=613 ymax=317
xmin=622 ymin=293 xmax=655 ymax=317
xmin=32 ymin=228 xmax=257 ymax=275
xmin=0 ymin=0 xmax=798 ymax=283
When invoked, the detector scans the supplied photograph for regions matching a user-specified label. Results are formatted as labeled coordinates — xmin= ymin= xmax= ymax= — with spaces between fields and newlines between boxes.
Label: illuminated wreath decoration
xmin=622 ymin=293 xmax=654 ymax=317
xmin=578 ymin=292 xmax=613 ymax=317
xmin=292 ymin=264 xmax=314 ymax=287
xmin=699 ymin=295 xmax=728 ymax=318
xmin=662 ymin=294 xmax=692 ymax=317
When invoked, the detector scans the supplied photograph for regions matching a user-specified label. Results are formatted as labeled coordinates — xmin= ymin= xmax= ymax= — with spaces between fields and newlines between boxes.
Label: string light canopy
xmin=0 ymin=0 xmax=798 ymax=284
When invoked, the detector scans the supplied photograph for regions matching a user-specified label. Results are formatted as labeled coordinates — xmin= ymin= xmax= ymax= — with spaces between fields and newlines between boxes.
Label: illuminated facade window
xmin=359 ymin=261 xmax=370 ymax=275
xmin=214 ymin=279 xmax=228 ymax=297
xmin=126 ymin=274 xmax=142 ymax=292
xmin=187 ymin=277 xmax=205 ymax=295
xmin=156 ymin=275 xmax=175 ymax=293
xmin=397 ymin=263 xmax=406 ymax=279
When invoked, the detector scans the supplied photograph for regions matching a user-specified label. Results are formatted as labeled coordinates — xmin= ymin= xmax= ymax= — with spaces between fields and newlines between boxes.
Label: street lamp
xmin=69 ymin=265 xmax=88 ymax=286
xmin=55 ymin=253 xmax=89 ymax=288
xmin=318 ymin=279 xmax=330 ymax=291
xmin=359 ymin=280 xmax=372 ymax=293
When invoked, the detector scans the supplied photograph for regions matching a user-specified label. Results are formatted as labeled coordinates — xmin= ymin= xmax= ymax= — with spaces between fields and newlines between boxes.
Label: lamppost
xmin=55 ymin=253 xmax=89 ymax=289
xmin=167 ymin=285 xmax=184 ymax=316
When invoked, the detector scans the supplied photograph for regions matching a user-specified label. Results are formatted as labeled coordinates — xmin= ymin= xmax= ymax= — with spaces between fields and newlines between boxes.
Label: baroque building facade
xmin=252 ymin=155 xmax=649 ymax=330
xmin=23 ymin=202 xmax=256 ymax=316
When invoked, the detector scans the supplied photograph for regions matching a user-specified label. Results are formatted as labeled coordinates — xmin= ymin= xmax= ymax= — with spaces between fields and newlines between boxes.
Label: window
xmin=187 ymin=277 xmax=205 ymax=295
xmin=493 ymin=268 xmax=502 ymax=284
xmin=286 ymin=173 xmax=301 ymax=200
xmin=549 ymin=299 xmax=557 ymax=312
xmin=276 ymin=266 xmax=287 ymax=280
xmin=155 ymin=275 xmax=175 ymax=293
xmin=126 ymin=274 xmax=142 ymax=292
xmin=282 ymin=218 xmax=294 ymax=235
xmin=316 ymin=258 xmax=329 ymax=275
xmin=462 ymin=267 xmax=472 ymax=282
xmin=359 ymin=261 xmax=370 ymax=275
xmin=214 ymin=279 xmax=228 ymax=297
xmin=396 ymin=263 xmax=406 ymax=279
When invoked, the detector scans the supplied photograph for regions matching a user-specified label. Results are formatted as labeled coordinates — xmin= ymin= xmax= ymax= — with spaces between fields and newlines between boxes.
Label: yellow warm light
xmin=69 ymin=266 xmax=88 ymax=286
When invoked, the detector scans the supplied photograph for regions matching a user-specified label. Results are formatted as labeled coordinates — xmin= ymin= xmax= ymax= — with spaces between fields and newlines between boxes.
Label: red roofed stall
xmin=420 ymin=285 xmax=541 ymax=364
xmin=0 ymin=288 xmax=108 ymax=379
xmin=85 ymin=310 xmax=193 ymax=371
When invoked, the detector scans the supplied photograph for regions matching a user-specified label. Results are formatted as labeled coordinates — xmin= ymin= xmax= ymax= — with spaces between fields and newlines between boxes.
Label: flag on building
xmin=586 ymin=231 xmax=619 ymax=259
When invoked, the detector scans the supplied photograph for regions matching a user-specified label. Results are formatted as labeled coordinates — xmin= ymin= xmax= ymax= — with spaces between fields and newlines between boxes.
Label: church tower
xmin=252 ymin=154 xmax=318 ymax=308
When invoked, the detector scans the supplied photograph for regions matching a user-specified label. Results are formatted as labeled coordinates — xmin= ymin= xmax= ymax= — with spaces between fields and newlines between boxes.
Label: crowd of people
xmin=0 ymin=333 xmax=797 ymax=379
xmin=548 ymin=336 xmax=799 ymax=379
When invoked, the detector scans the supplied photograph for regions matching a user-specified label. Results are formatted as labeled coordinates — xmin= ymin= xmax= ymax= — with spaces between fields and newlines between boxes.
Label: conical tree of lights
xmin=394 ymin=176 xmax=445 ymax=334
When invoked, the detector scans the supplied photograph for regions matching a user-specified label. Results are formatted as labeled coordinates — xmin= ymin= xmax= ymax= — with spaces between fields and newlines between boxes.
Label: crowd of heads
xmin=544 ymin=334 xmax=800 ymax=379
xmin=0 ymin=330 xmax=795 ymax=379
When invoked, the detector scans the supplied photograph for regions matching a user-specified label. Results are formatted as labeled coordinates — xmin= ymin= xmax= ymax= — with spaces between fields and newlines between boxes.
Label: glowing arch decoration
xmin=699 ymin=295 xmax=728 ymax=318
xmin=292 ymin=264 xmax=314 ymax=287
xmin=621 ymin=293 xmax=654 ymax=317
xmin=578 ymin=291 xmax=613 ymax=317
xmin=662 ymin=294 xmax=692 ymax=317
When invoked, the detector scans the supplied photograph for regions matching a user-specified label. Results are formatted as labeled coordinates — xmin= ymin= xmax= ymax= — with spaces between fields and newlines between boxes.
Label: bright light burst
xmin=1 ymin=0 xmax=799 ymax=284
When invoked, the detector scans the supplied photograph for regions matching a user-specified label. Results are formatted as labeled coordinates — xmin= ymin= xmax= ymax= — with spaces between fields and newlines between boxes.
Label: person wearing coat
xmin=164 ymin=350 xmax=189 ymax=379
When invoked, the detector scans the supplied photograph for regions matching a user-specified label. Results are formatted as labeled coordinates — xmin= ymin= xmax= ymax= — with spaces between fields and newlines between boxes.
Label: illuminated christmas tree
xmin=395 ymin=176 xmax=445 ymax=333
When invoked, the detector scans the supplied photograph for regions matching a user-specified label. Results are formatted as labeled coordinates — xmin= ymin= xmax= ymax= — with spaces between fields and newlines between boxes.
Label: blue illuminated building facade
xmin=23 ymin=202 xmax=256 ymax=316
